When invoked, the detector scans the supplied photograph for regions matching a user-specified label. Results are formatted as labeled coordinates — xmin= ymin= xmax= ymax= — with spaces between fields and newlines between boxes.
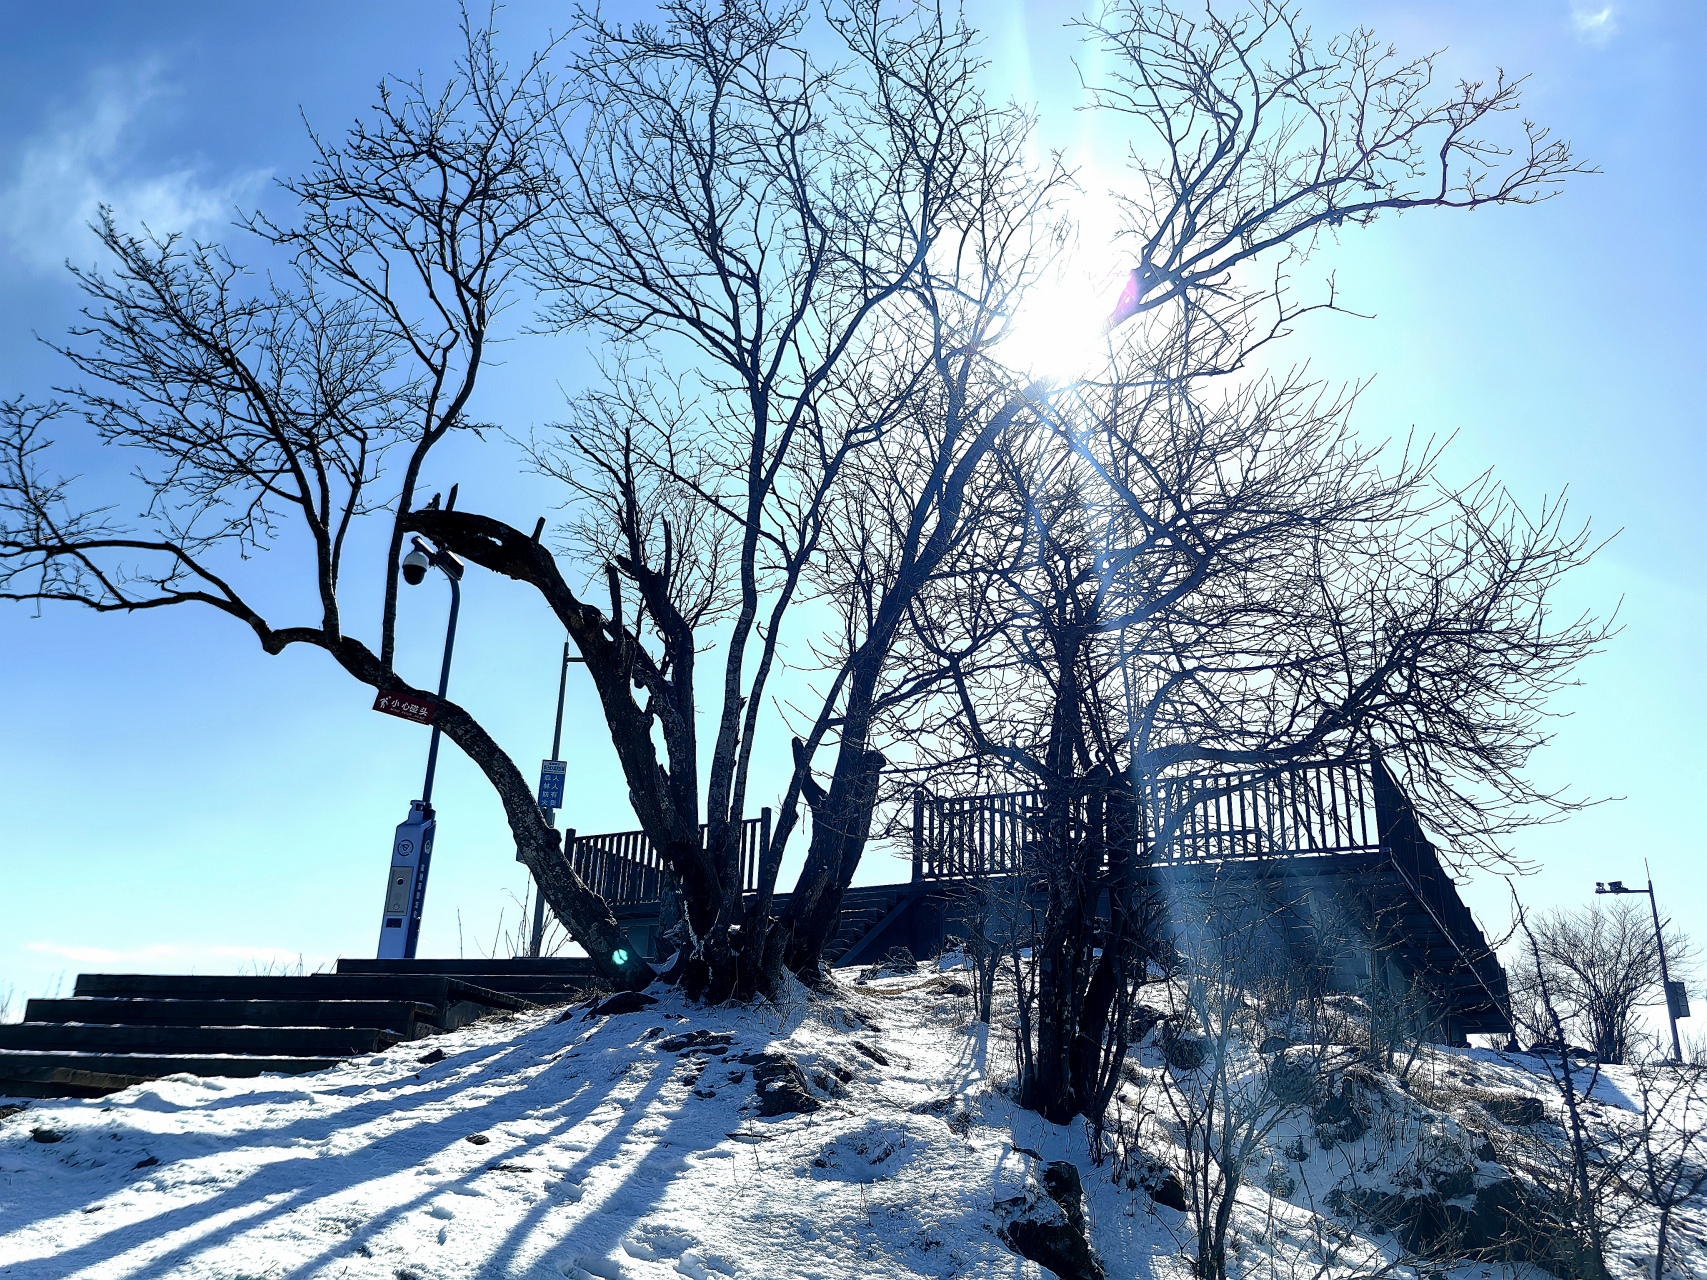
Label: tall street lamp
xmin=1596 ymin=864 xmax=1689 ymax=1063
xmin=375 ymin=533 xmax=465 ymax=960
xmin=524 ymin=637 xmax=582 ymax=958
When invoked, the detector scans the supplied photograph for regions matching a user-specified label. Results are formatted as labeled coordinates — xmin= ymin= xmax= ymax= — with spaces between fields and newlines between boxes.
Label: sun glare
xmin=997 ymin=266 xmax=1115 ymax=385
xmin=994 ymin=188 xmax=1128 ymax=385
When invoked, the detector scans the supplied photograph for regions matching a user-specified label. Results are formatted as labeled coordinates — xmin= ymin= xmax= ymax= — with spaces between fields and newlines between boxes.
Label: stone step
xmin=0 ymin=1023 xmax=400 ymax=1056
xmin=0 ymin=1051 xmax=342 ymax=1097
xmin=72 ymin=973 xmax=534 ymax=1013
xmin=334 ymin=958 xmax=603 ymax=1004
xmin=336 ymin=957 xmax=599 ymax=978
xmin=25 ymin=998 xmax=434 ymax=1036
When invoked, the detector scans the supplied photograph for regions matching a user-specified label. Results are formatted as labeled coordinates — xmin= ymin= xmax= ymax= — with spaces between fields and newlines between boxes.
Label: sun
xmin=992 ymin=194 xmax=1129 ymax=386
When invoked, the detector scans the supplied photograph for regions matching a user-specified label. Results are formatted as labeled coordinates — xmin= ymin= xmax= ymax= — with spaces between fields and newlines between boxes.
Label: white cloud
xmin=0 ymin=62 xmax=269 ymax=271
xmin=1571 ymin=4 xmax=1619 ymax=45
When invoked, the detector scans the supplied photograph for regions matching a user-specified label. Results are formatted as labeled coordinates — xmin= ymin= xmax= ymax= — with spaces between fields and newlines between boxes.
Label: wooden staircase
xmin=822 ymin=885 xmax=920 ymax=968
xmin=0 ymin=960 xmax=604 ymax=1099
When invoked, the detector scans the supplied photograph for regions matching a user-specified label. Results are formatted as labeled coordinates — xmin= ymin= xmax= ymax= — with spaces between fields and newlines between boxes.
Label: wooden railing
xmin=568 ymin=810 xmax=770 ymax=908
xmin=910 ymin=786 xmax=1140 ymax=880
xmin=1147 ymin=759 xmax=1379 ymax=863
xmin=912 ymin=758 xmax=1381 ymax=880
xmin=909 ymin=758 xmax=1508 ymax=1022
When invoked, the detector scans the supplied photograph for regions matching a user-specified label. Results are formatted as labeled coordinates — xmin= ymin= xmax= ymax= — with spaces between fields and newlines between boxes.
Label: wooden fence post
xmin=757 ymin=808 xmax=772 ymax=893
xmin=912 ymin=788 xmax=929 ymax=883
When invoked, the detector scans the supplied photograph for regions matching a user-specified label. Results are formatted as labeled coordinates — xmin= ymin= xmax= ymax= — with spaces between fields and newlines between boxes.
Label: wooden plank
xmin=24 ymin=999 xmax=432 ymax=1034
xmin=0 ymin=1024 xmax=398 ymax=1055
xmin=834 ymin=891 xmax=919 ymax=969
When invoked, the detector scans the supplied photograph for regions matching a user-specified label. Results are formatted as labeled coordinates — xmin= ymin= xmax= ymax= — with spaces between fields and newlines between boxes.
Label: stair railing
xmin=568 ymin=810 xmax=771 ymax=908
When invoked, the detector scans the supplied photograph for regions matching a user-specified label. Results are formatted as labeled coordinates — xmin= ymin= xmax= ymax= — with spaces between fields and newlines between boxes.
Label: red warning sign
xmin=373 ymin=689 xmax=440 ymax=725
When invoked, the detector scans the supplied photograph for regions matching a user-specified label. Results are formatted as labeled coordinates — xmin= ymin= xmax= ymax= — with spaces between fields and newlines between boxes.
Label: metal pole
xmin=550 ymin=639 xmax=570 ymax=761
xmin=419 ymin=571 xmax=461 ymax=808
xmin=1646 ymin=861 xmax=1683 ymax=1064
xmin=529 ymin=639 xmax=572 ymax=958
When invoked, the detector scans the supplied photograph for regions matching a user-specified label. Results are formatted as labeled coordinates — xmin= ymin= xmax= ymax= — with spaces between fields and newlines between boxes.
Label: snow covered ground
xmin=2 ymin=963 xmax=1703 ymax=1279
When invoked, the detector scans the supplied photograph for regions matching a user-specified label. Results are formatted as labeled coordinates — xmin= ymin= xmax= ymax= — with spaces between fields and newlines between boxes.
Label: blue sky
xmin=1 ymin=1 xmax=1701 ymax=1039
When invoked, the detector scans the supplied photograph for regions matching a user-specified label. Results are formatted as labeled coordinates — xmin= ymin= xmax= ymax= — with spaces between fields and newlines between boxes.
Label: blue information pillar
xmin=378 ymin=800 xmax=436 ymax=959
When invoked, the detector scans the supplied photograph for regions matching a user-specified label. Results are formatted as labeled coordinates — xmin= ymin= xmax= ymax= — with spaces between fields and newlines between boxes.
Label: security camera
xmin=401 ymin=548 xmax=431 ymax=585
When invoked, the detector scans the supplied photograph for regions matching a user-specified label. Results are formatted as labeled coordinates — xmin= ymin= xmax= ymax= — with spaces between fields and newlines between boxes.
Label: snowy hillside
xmin=2 ymin=962 xmax=1702 ymax=1280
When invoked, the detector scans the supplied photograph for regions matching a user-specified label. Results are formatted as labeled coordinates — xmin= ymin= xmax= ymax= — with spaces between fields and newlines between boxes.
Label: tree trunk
xmin=403 ymin=689 xmax=655 ymax=990
xmin=779 ymin=745 xmax=887 ymax=978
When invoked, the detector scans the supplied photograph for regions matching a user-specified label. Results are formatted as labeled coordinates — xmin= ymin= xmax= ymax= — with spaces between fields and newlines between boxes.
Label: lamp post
xmin=525 ymin=638 xmax=581 ymax=957
xmin=375 ymin=533 xmax=465 ymax=960
xmin=1595 ymin=863 xmax=1688 ymax=1063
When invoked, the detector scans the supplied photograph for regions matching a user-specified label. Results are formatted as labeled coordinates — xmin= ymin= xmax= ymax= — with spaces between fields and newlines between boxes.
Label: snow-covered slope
xmin=1 ymin=964 xmax=1701 ymax=1280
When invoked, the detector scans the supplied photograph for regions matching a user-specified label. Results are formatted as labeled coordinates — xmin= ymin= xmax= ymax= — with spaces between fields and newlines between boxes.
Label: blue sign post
xmin=538 ymin=759 xmax=567 ymax=811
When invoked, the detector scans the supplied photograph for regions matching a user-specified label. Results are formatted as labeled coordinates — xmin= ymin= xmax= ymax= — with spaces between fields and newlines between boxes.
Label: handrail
xmin=910 ymin=757 xmax=1506 ymax=1020
xmin=913 ymin=758 xmax=1381 ymax=879
xmin=569 ymin=810 xmax=770 ymax=908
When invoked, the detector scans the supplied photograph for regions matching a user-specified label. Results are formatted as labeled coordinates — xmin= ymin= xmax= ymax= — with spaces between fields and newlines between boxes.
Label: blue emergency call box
xmin=377 ymin=799 xmax=436 ymax=959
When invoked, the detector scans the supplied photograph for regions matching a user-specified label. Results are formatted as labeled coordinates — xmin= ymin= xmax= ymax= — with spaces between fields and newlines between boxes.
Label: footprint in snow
xmin=676 ymin=1249 xmax=741 ymax=1279
xmin=623 ymin=1223 xmax=695 ymax=1260
xmin=560 ymin=1258 xmax=626 ymax=1280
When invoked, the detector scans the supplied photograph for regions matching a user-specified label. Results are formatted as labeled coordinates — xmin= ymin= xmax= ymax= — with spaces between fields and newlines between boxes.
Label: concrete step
xmin=0 ymin=1024 xmax=400 ymax=1056
xmin=25 ymin=998 xmax=434 ymax=1036
xmin=72 ymin=973 xmax=534 ymax=1014
xmin=333 ymin=958 xmax=604 ymax=1004
xmin=337 ymin=957 xmax=599 ymax=978
xmin=0 ymin=1051 xmax=342 ymax=1097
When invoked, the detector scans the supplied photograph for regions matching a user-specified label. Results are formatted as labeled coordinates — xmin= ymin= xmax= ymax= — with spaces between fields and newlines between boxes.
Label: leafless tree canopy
xmin=1509 ymin=899 xmax=1694 ymax=1064
xmin=2 ymin=0 xmax=1602 ymax=1010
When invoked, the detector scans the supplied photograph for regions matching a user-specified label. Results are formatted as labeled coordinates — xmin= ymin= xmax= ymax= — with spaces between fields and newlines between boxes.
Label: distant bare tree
xmin=1509 ymin=899 xmax=1694 ymax=1064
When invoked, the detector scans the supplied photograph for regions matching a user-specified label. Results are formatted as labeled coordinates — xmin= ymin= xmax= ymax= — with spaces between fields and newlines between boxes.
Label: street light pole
xmin=527 ymin=638 xmax=575 ymax=957
xmin=376 ymin=533 xmax=465 ymax=961
xmin=1595 ymin=865 xmax=1687 ymax=1063
xmin=419 ymin=561 xmax=462 ymax=809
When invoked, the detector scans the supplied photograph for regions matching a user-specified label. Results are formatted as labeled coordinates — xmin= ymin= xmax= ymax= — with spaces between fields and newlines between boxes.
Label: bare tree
xmin=1148 ymin=880 xmax=1322 ymax=1280
xmin=1082 ymin=0 xmax=1584 ymax=314
xmin=1509 ymin=899 xmax=1694 ymax=1064
xmin=0 ymin=0 xmax=1071 ymax=999
xmin=1513 ymin=899 xmax=1621 ymax=1280
xmin=0 ymin=0 xmax=1599 ymax=1011
xmin=0 ymin=26 xmax=661 ymax=984
xmin=869 ymin=0 xmax=1601 ymax=1127
xmin=408 ymin=0 xmax=1073 ymax=999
